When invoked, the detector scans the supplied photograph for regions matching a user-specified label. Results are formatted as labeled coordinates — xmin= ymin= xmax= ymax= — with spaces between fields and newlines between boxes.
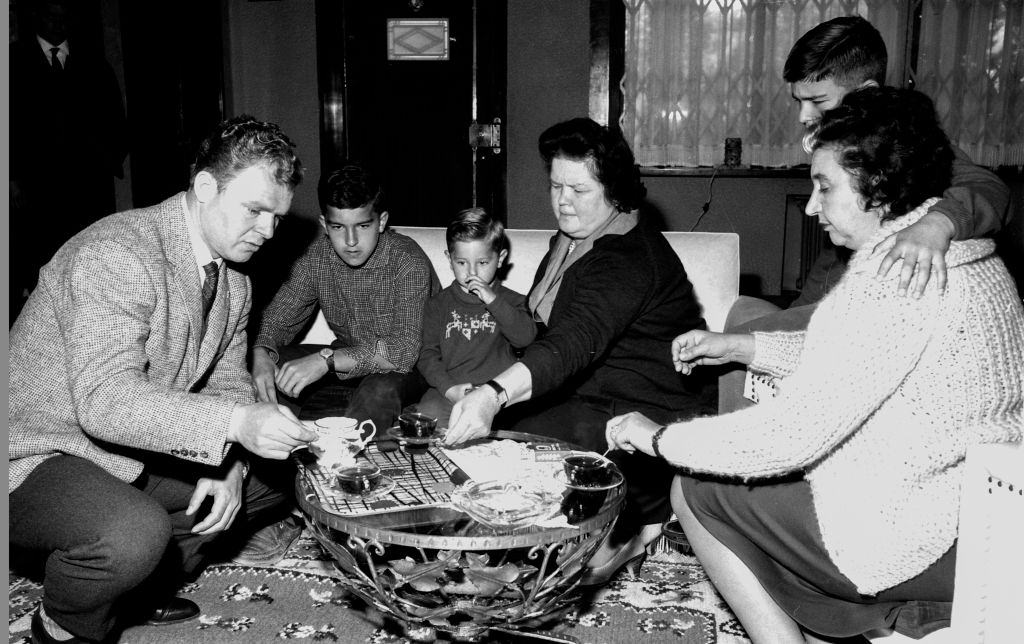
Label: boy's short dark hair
xmin=446 ymin=208 xmax=506 ymax=254
xmin=783 ymin=16 xmax=887 ymax=88
xmin=317 ymin=160 xmax=386 ymax=215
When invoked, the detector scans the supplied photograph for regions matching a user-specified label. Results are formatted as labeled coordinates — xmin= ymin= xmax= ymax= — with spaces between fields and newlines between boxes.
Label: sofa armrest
xmin=725 ymin=296 xmax=782 ymax=332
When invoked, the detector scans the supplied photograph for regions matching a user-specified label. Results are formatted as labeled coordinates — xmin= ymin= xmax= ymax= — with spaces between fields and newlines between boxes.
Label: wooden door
xmin=118 ymin=0 xmax=225 ymax=207
xmin=316 ymin=0 xmax=507 ymax=227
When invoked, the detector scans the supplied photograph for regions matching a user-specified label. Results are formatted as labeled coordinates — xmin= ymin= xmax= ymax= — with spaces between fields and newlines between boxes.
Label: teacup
xmin=397 ymin=412 xmax=437 ymax=439
xmin=336 ymin=463 xmax=383 ymax=495
xmin=562 ymin=454 xmax=613 ymax=487
xmin=312 ymin=417 xmax=376 ymax=468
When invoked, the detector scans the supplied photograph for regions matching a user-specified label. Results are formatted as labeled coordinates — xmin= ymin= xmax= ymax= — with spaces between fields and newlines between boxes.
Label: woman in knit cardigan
xmin=607 ymin=87 xmax=1023 ymax=643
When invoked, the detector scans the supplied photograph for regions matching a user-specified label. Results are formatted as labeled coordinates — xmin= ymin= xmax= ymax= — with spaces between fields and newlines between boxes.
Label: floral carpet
xmin=8 ymin=531 xmax=750 ymax=644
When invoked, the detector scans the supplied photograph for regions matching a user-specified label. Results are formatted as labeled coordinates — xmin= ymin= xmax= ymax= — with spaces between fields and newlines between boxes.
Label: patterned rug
xmin=8 ymin=530 xmax=750 ymax=643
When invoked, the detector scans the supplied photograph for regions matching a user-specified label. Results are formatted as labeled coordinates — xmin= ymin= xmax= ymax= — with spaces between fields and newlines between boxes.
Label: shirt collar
xmin=37 ymin=36 xmax=69 ymax=61
xmin=181 ymin=193 xmax=222 ymax=284
xmin=359 ymin=228 xmax=392 ymax=271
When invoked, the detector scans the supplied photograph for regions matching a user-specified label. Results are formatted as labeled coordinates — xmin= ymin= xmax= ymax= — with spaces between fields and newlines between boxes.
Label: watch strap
xmin=483 ymin=379 xmax=508 ymax=409
xmin=320 ymin=348 xmax=335 ymax=372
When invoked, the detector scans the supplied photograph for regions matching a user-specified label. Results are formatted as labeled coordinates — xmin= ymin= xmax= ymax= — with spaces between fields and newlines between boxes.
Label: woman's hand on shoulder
xmin=672 ymin=330 xmax=754 ymax=374
xmin=606 ymin=412 xmax=661 ymax=457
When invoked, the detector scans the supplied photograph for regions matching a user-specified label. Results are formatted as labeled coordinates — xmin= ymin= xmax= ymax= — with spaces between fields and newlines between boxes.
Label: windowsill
xmin=640 ymin=165 xmax=809 ymax=178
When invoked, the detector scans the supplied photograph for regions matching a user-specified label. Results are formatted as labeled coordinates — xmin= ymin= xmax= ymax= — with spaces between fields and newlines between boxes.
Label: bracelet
xmin=651 ymin=425 xmax=669 ymax=459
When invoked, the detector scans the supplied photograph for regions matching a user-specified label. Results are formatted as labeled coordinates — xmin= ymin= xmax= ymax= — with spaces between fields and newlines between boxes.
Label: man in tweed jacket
xmin=9 ymin=116 xmax=317 ymax=644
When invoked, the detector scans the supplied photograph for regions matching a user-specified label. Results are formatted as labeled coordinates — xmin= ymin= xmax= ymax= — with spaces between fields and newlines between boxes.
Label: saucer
xmin=331 ymin=475 xmax=396 ymax=502
xmin=552 ymin=468 xmax=623 ymax=492
xmin=385 ymin=425 xmax=445 ymax=446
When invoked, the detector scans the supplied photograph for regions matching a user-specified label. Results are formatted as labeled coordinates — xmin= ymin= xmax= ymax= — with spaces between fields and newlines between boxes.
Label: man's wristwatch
xmin=481 ymin=379 xmax=508 ymax=409
xmin=319 ymin=347 xmax=335 ymax=372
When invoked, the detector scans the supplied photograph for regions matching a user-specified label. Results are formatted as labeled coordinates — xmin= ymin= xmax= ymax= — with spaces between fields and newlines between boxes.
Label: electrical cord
xmin=688 ymin=164 xmax=738 ymax=233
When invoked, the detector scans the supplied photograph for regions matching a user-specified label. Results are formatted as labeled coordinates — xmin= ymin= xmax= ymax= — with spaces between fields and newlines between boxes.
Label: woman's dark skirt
xmin=678 ymin=474 xmax=955 ymax=638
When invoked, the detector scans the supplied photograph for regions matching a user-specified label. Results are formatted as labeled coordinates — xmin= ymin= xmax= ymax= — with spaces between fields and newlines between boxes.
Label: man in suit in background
xmin=9 ymin=0 xmax=128 ymax=319
xmin=8 ymin=115 xmax=318 ymax=644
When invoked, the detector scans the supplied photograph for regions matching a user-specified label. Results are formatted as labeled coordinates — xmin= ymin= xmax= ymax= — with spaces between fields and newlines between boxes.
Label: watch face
xmin=320 ymin=348 xmax=333 ymax=359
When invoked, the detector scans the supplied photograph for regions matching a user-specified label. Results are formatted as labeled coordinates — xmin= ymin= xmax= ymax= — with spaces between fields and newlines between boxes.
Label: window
xmin=621 ymin=0 xmax=1023 ymax=168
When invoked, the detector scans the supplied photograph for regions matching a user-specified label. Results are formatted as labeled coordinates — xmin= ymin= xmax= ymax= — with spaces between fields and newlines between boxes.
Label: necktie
xmin=50 ymin=47 xmax=62 ymax=71
xmin=201 ymin=262 xmax=219 ymax=319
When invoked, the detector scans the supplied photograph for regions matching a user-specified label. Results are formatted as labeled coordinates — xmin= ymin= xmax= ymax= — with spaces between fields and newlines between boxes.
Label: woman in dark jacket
xmin=443 ymin=117 xmax=715 ymax=584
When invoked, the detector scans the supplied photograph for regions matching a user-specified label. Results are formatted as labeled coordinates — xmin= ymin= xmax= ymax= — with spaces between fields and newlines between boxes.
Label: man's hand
xmin=465 ymin=276 xmax=497 ymax=305
xmin=872 ymin=211 xmax=955 ymax=298
xmin=229 ymin=402 xmax=318 ymax=459
xmin=445 ymin=383 xmax=474 ymax=403
xmin=251 ymin=348 xmax=279 ymax=404
xmin=443 ymin=387 xmax=500 ymax=446
xmin=605 ymin=412 xmax=662 ymax=457
xmin=187 ymin=460 xmax=245 ymax=535
xmin=672 ymin=331 xmax=755 ymax=374
xmin=275 ymin=353 xmax=329 ymax=399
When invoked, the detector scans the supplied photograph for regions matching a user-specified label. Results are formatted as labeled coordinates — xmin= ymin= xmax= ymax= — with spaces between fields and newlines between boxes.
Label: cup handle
xmin=359 ymin=419 xmax=377 ymax=444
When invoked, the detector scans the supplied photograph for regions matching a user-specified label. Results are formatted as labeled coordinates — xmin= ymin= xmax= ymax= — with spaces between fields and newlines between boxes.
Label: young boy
xmin=251 ymin=161 xmax=439 ymax=431
xmin=415 ymin=208 xmax=536 ymax=427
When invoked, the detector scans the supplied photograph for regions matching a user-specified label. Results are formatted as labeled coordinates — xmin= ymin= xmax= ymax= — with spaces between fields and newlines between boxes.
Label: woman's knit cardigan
xmin=659 ymin=199 xmax=1024 ymax=595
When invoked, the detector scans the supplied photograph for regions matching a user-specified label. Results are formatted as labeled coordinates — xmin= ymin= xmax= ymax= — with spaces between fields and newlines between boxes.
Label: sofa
xmin=300 ymin=226 xmax=741 ymax=344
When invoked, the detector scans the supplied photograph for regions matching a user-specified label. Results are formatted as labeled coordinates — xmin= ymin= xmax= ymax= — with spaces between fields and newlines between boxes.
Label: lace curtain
xmin=914 ymin=0 xmax=1024 ymax=167
xmin=622 ymin=0 xmax=1023 ymax=168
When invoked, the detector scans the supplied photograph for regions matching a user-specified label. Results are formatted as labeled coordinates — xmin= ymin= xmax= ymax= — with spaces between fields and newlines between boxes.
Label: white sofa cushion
xmin=300 ymin=226 xmax=739 ymax=344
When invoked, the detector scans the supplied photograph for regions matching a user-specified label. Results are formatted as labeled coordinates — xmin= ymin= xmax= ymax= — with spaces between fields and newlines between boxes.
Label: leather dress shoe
xmin=231 ymin=515 xmax=303 ymax=567
xmin=144 ymin=597 xmax=200 ymax=626
xmin=31 ymin=609 xmax=93 ymax=644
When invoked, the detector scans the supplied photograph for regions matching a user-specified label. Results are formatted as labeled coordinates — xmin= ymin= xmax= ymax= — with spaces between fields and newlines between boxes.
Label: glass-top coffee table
xmin=294 ymin=430 xmax=625 ymax=642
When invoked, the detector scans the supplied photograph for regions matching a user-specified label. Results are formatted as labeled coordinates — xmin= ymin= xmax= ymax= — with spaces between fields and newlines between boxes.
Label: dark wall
xmin=644 ymin=174 xmax=812 ymax=296
xmin=200 ymin=0 xmax=1024 ymax=297
xmin=225 ymin=0 xmax=321 ymax=223
xmin=506 ymin=0 xmax=591 ymax=230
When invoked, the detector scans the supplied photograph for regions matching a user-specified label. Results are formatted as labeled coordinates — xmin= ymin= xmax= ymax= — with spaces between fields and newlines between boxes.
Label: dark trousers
xmin=278 ymin=344 xmax=428 ymax=429
xmin=9 ymin=455 xmax=290 ymax=641
xmin=508 ymin=394 xmax=679 ymax=545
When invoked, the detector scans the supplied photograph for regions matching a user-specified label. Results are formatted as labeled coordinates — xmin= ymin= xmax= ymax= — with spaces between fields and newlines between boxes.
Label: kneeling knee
xmin=101 ymin=505 xmax=172 ymax=582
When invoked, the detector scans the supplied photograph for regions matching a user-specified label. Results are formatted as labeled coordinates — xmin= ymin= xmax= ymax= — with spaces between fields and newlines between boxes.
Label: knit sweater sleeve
xmin=416 ymin=291 xmax=457 ymax=393
xmin=749 ymin=330 xmax=807 ymax=379
xmin=656 ymin=266 xmax=945 ymax=480
xmin=486 ymin=288 xmax=537 ymax=348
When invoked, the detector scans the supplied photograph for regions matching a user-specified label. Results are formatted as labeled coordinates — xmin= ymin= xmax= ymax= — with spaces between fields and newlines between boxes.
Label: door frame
xmin=314 ymin=0 xmax=507 ymax=224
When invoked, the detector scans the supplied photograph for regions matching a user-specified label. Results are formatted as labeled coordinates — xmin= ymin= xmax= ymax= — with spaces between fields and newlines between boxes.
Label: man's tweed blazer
xmin=9 ymin=193 xmax=256 ymax=491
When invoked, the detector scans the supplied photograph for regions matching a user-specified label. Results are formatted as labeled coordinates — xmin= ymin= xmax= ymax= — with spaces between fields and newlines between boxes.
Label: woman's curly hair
xmin=810 ymin=87 xmax=952 ymax=221
xmin=538 ymin=118 xmax=647 ymax=213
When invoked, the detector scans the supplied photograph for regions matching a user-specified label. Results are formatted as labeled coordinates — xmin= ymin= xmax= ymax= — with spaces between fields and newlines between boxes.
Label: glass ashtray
xmin=449 ymin=480 xmax=561 ymax=529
